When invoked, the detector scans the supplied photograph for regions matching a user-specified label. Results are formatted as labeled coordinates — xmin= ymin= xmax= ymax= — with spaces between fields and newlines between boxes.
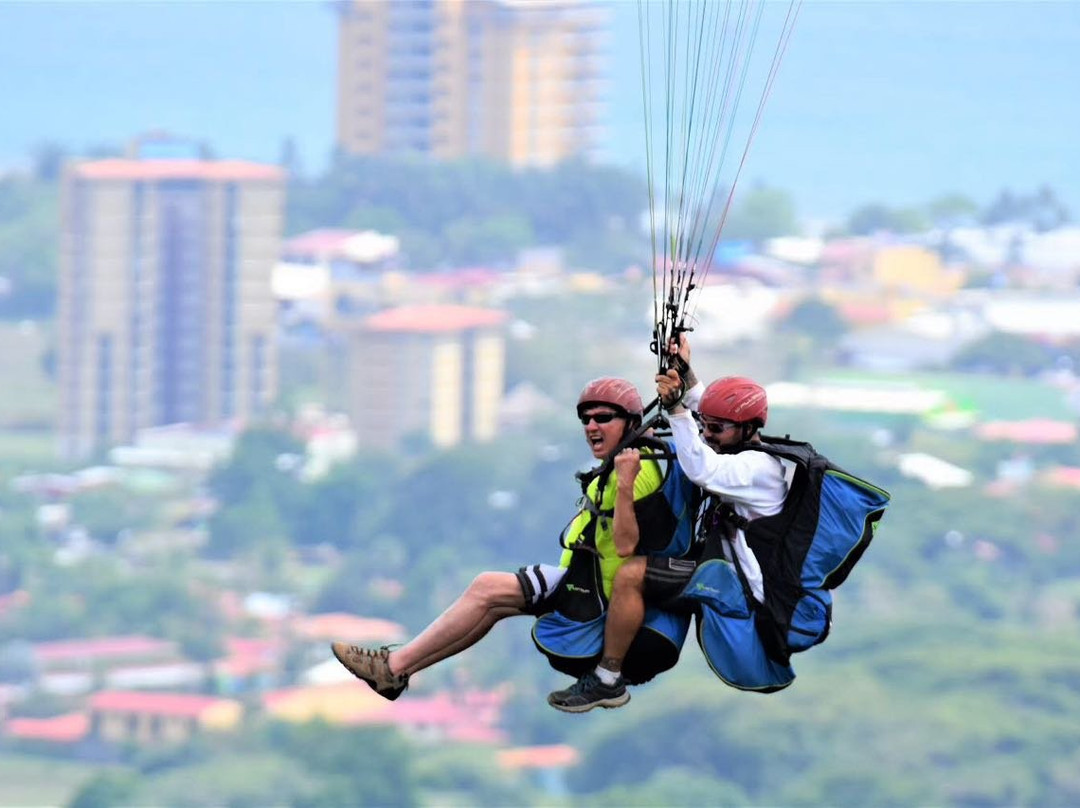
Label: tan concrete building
xmin=58 ymin=157 xmax=285 ymax=459
xmin=872 ymin=245 xmax=965 ymax=298
xmin=89 ymin=691 xmax=243 ymax=746
xmin=340 ymin=304 xmax=507 ymax=450
xmin=336 ymin=0 xmax=607 ymax=167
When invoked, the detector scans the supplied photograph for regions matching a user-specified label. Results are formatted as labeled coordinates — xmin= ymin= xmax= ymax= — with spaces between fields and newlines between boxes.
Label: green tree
xmin=0 ymin=639 xmax=37 ymax=683
xmin=0 ymin=175 xmax=59 ymax=318
xmin=291 ymin=458 xmax=396 ymax=550
xmin=0 ymin=505 xmax=45 ymax=593
xmin=778 ymin=297 xmax=848 ymax=344
xmin=981 ymin=185 xmax=1071 ymax=229
xmin=442 ymin=213 xmax=535 ymax=265
xmin=722 ymin=184 xmax=799 ymax=244
xmin=207 ymin=485 xmax=289 ymax=558
xmin=846 ymin=203 xmax=928 ymax=235
xmin=206 ymin=427 xmax=305 ymax=559
xmin=342 ymin=203 xmax=408 ymax=235
xmin=951 ymin=332 xmax=1051 ymax=376
xmin=285 ymin=155 xmax=649 ymax=271
xmin=67 ymin=771 xmax=139 ymax=808
xmin=589 ymin=766 xmax=749 ymax=807
xmin=30 ymin=141 xmax=66 ymax=182
xmin=927 ymin=192 xmax=979 ymax=226
xmin=208 ymin=427 xmax=304 ymax=504
xmin=266 ymin=721 xmax=418 ymax=808
xmin=69 ymin=487 xmax=161 ymax=543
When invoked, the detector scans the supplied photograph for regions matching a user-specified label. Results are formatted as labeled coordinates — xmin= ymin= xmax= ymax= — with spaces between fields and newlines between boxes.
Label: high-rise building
xmin=336 ymin=0 xmax=607 ymax=167
xmin=339 ymin=304 xmax=507 ymax=450
xmin=58 ymin=155 xmax=285 ymax=460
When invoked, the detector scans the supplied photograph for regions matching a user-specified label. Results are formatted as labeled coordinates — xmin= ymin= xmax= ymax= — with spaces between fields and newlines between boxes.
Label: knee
xmin=465 ymin=571 xmax=518 ymax=608
xmin=612 ymin=557 xmax=646 ymax=592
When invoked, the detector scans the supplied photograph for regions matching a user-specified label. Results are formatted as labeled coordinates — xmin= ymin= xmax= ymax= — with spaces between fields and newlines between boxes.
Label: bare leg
xmin=389 ymin=571 xmax=527 ymax=676
xmin=546 ymin=559 xmax=647 ymax=712
xmin=599 ymin=557 xmax=648 ymax=673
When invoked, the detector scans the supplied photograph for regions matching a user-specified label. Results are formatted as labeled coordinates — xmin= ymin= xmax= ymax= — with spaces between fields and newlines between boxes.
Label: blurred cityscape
xmin=0 ymin=1 xmax=1079 ymax=806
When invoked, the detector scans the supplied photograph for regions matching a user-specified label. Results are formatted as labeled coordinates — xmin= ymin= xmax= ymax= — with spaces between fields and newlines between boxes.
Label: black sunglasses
xmin=579 ymin=411 xmax=621 ymax=426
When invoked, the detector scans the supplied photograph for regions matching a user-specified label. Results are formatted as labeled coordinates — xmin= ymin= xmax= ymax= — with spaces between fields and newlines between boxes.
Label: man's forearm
xmin=611 ymin=484 xmax=640 ymax=557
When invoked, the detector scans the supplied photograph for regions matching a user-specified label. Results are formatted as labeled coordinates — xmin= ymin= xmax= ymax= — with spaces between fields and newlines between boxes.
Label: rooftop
xmin=975 ymin=419 xmax=1079 ymax=444
xmin=363 ymin=304 xmax=508 ymax=334
xmin=3 ymin=713 xmax=89 ymax=744
xmin=497 ymin=744 xmax=581 ymax=770
xmin=89 ymin=690 xmax=238 ymax=717
xmin=295 ymin=612 xmax=407 ymax=643
xmin=33 ymin=636 xmax=177 ymax=663
xmin=71 ymin=158 xmax=284 ymax=182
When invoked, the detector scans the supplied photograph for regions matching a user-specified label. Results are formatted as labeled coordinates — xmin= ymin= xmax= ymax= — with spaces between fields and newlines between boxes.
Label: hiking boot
xmin=331 ymin=642 xmax=409 ymax=701
xmin=547 ymin=671 xmax=629 ymax=713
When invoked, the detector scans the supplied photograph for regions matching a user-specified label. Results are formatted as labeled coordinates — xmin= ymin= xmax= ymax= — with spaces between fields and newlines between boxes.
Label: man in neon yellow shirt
xmin=332 ymin=377 xmax=666 ymax=703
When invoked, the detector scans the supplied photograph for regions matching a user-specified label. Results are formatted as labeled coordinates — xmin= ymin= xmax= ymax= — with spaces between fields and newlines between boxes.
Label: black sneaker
xmin=547 ymin=671 xmax=629 ymax=713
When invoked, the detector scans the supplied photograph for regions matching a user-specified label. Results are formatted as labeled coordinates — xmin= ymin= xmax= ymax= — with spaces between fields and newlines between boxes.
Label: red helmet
xmin=577 ymin=377 xmax=644 ymax=419
xmin=700 ymin=376 xmax=767 ymax=427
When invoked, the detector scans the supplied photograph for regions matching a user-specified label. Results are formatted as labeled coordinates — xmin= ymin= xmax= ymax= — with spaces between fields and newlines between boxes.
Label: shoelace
xmin=569 ymin=672 xmax=602 ymax=694
xmin=359 ymin=646 xmax=408 ymax=684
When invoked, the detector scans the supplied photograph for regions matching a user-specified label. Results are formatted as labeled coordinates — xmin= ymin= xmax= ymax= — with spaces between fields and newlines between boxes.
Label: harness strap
xmin=563 ymin=404 xmax=679 ymax=557
xmin=699 ymin=496 xmax=758 ymax=606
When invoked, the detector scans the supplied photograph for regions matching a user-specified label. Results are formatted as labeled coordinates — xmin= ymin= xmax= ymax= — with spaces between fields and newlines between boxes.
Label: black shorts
xmin=515 ymin=563 xmax=566 ymax=616
xmin=643 ymin=556 xmax=699 ymax=611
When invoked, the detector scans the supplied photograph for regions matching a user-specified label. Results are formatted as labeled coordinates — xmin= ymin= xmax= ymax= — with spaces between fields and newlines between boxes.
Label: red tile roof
xmin=346 ymin=691 xmax=505 ymax=742
xmin=416 ymin=268 xmax=501 ymax=289
xmin=819 ymin=238 xmax=874 ymax=264
xmin=1043 ymin=466 xmax=1080 ymax=489
xmin=282 ymin=229 xmax=360 ymax=258
xmin=975 ymin=419 xmax=1078 ymax=444
xmin=295 ymin=613 xmax=406 ymax=643
xmin=215 ymin=637 xmax=281 ymax=677
xmin=89 ymin=690 xmax=233 ymax=717
xmin=373 ymin=694 xmax=466 ymax=726
xmin=0 ymin=589 xmax=29 ymax=617
xmin=33 ymin=636 xmax=176 ymax=663
xmin=226 ymin=637 xmax=279 ymax=657
xmin=4 ymin=713 xmax=89 ymax=744
xmin=446 ymin=723 xmax=507 ymax=744
xmin=497 ymin=744 xmax=581 ymax=770
xmin=836 ymin=301 xmax=894 ymax=326
xmin=363 ymin=304 xmax=508 ymax=333
xmin=71 ymin=159 xmax=283 ymax=182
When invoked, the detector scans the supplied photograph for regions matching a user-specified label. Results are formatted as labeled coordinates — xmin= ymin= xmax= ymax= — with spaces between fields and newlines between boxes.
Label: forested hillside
xmin=1 ymin=154 xmax=1078 ymax=805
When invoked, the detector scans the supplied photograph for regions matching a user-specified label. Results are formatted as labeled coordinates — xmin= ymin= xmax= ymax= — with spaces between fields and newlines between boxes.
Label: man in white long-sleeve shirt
xmin=548 ymin=338 xmax=792 ymax=712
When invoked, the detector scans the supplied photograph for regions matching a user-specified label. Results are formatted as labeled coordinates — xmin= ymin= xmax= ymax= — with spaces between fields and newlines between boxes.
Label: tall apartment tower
xmin=58 ymin=156 xmax=285 ymax=460
xmin=340 ymin=304 xmax=507 ymax=451
xmin=336 ymin=0 xmax=607 ymax=167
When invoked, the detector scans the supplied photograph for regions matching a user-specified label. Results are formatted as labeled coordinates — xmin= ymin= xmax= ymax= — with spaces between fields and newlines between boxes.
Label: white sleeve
xmin=682 ymin=380 xmax=705 ymax=411
xmin=667 ymin=419 xmax=790 ymax=604
xmin=668 ymin=414 xmax=787 ymax=512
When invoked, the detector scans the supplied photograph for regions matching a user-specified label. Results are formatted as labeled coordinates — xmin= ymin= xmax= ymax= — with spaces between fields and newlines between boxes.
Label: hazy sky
xmin=1 ymin=0 xmax=1077 ymax=221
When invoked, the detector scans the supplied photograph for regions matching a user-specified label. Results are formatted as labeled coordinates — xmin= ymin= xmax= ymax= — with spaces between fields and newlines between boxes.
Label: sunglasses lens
xmin=580 ymin=412 xmax=617 ymax=425
xmin=702 ymin=419 xmax=731 ymax=434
